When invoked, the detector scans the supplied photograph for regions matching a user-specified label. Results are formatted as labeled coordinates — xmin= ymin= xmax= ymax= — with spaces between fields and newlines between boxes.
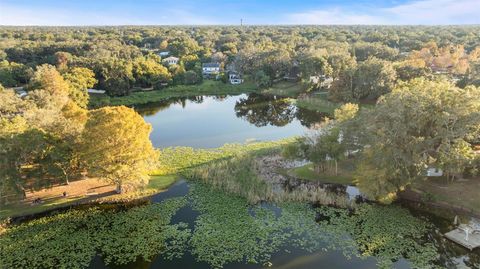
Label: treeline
xmin=0 ymin=65 xmax=157 ymax=204
xmin=1 ymin=26 xmax=480 ymax=100
xmin=284 ymin=78 xmax=480 ymax=202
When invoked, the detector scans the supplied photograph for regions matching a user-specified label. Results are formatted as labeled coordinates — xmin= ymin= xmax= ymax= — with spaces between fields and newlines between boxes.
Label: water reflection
xmin=234 ymin=94 xmax=297 ymax=127
xmin=136 ymin=94 xmax=327 ymax=148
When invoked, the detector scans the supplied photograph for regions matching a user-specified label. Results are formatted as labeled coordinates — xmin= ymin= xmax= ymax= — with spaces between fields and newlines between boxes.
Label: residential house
xmin=163 ymin=56 xmax=179 ymax=66
xmin=158 ymin=51 xmax=170 ymax=57
xmin=426 ymin=167 xmax=443 ymax=177
xmin=202 ymin=62 xmax=221 ymax=78
xmin=87 ymin=89 xmax=106 ymax=94
xmin=309 ymin=75 xmax=333 ymax=89
xmin=228 ymin=72 xmax=243 ymax=84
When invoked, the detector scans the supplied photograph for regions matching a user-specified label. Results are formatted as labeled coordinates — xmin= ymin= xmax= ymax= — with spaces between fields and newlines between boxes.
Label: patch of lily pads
xmin=0 ymin=183 xmax=440 ymax=269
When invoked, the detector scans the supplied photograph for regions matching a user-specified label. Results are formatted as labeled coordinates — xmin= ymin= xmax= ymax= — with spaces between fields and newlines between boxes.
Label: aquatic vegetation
xmin=317 ymin=204 xmax=439 ymax=269
xmin=189 ymin=183 xmax=289 ymax=268
xmin=185 ymin=153 xmax=273 ymax=203
xmin=187 ymin=183 xmax=439 ymax=268
xmin=93 ymin=198 xmax=190 ymax=265
xmin=0 ymin=181 xmax=443 ymax=269
xmin=0 ymin=198 xmax=189 ymax=269
xmin=155 ymin=139 xmax=293 ymax=175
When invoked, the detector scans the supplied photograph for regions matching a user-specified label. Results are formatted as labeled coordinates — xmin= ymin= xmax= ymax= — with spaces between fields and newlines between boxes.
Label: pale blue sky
xmin=0 ymin=0 xmax=479 ymax=25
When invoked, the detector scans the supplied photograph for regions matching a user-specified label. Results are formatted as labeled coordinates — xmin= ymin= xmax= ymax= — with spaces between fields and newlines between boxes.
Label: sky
xmin=0 ymin=0 xmax=479 ymax=26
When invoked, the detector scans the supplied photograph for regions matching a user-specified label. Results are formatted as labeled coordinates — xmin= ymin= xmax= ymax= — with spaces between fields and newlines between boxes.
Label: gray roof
xmin=202 ymin=62 xmax=220 ymax=68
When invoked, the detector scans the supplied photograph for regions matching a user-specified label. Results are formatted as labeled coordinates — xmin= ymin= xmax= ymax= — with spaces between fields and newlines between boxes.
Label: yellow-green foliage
xmin=153 ymin=139 xmax=295 ymax=176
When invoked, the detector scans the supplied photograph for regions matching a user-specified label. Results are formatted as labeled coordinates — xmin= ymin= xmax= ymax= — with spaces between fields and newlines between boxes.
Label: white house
xmin=158 ymin=51 xmax=170 ymax=57
xmin=202 ymin=62 xmax=221 ymax=77
xmin=229 ymin=72 xmax=243 ymax=84
xmin=426 ymin=167 xmax=443 ymax=177
xmin=309 ymin=75 xmax=333 ymax=89
xmin=162 ymin=56 xmax=179 ymax=66
xmin=87 ymin=89 xmax=106 ymax=94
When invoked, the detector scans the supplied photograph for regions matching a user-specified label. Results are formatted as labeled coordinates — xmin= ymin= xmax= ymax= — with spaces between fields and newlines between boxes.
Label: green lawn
xmin=294 ymin=92 xmax=340 ymax=114
xmin=261 ymin=81 xmax=305 ymax=97
xmin=0 ymin=175 xmax=179 ymax=219
xmin=295 ymin=92 xmax=376 ymax=115
xmin=146 ymin=175 xmax=179 ymax=191
xmin=0 ymin=196 xmax=85 ymax=220
xmin=89 ymin=80 xmax=258 ymax=108
xmin=410 ymin=176 xmax=480 ymax=215
xmin=288 ymin=162 xmax=355 ymax=185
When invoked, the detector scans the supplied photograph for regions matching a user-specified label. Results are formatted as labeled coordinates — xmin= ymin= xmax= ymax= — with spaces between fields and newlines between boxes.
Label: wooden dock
xmin=445 ymin=228 xmax=480 ymax=250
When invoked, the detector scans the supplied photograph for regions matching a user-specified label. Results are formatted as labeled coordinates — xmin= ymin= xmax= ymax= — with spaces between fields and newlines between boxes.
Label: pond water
xmin=86 ymin=180 xmax=480 ymax=269
xmin=137 ymin=94 xmax=326 ymax=148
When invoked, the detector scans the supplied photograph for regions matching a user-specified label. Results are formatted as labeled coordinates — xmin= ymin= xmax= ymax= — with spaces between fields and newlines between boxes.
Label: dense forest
xmin=1 ymin=25 xmax=480 ymax=98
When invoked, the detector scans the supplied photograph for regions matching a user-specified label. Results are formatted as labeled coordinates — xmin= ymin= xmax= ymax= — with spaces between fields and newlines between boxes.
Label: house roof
xmin=202 ymin=62 xmax=220 ymax=68
xmin=163 ymin=56 xmax=179 ymax=61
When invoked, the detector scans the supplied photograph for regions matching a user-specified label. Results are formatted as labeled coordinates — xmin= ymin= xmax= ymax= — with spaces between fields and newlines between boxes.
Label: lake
xmin=138 ymin=94 xmax=326 ymax=148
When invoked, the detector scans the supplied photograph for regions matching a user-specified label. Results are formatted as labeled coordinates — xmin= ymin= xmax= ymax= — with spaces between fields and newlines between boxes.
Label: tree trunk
xmin=115 ymin=183 xmax=122 ymax=194
xmin=335 ymin=160 xmax=338 ymax=176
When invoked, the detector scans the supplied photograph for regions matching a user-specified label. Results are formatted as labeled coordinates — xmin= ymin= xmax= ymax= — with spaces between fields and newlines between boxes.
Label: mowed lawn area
xmin=261 ymin=81 xmax=305 ymax=97
xmin=410 ymin=176 xmax=480 ymax=215
xmin=0 ymin=175 xmax=178 ymax=219
xmin=89 ymin=80 xmax=258 ymax=108
xmin=286 ymin=159 xmax=356 ymax=185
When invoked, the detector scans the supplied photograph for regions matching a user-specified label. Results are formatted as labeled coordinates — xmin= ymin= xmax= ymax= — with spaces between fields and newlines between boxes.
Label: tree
xmin=0 ymin=60 xmax=33 ymax=87
xmin=254 ymin=70 xmax=271 ymax=88
xmin=353 ymin=42 xmax=399 ymax=62
xmin=99 ymin=60 xmax=134 ymax=96
xmin=334 ymin=103 xmax=359 ymax=123
xmin=63 ymin=67 xmax=97 ymax=108
xmin=0 ymin=128 xmax=65 ymax=202
xmin=330 ymin=57 xmax=397 ymax=102
xmin=353 ymin=78 xmax=480 ymax=201
xmin=27 ymin=64 xmax=70 ymax=96
xmin=133 ymin=57 xmax=171 ymax=87
xmin=283 ymin=122 xmax=346 ymax=176
xmin=54 ymin=51 xmax=71 ymax=72
xmin=80 ymin=106 xmax=158 ymax=193
xmin=184 ymin=70 xmax=199 ymax=85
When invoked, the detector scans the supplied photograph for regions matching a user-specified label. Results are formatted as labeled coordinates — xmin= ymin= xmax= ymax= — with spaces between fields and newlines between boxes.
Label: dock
xmin=445 ymin=227 xmax=480 ymax=250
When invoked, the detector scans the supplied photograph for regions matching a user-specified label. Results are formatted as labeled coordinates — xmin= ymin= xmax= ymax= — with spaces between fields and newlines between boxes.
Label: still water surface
xmin=138 ymin=94 xmax=325 ymax=148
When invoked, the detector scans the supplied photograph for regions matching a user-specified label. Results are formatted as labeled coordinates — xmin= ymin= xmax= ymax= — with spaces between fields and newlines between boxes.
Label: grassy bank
xmin=0 ymin=175 xmax=179 ymax=219
xmin=407 ymin=176 xmax=480 ymax=216
xmin=0 ymin=139 xmax=294 ymax=219
xmin=288 ymin=161 xmax=355 ymax=185
xmin=295 ymin=92 xmax=341 ymax=114
xmin=89 ymin=80 xmax=258 ymax=108
xmin=261 ymin=81 xmax=305 ymax=97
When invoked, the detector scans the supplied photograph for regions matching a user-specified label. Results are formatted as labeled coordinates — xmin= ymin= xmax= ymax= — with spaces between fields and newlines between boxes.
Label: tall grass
xmin=153 ymin=139 xmax=294 ymax=176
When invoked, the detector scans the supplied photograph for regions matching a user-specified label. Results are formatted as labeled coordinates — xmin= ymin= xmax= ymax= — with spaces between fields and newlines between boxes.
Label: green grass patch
xmin=146 ymin=175 xmax=179 ymax=191
xmin=294 ymin=92 xmax=340 ymax=114
xmin=89 ymin=80 xmax=258 ymax=108
xmin=0 ymin=196 xmax=86 ymax=220
xmin=288 ymin=161 xmax=355 ymax=185
xmin=153 ymin=139 xmax=295 ymax=176
xmin=261 ymin=81 xmax=305 ymax=97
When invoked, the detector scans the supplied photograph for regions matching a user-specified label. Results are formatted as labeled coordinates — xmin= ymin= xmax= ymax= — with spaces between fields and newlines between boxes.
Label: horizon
xmin=1 ymin=0 xmax=479 ymax=26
